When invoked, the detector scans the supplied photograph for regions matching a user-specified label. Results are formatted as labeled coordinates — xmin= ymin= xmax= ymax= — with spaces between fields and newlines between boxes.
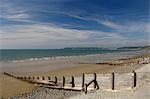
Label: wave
xmin=7 ymin=54 xmax=103 ymax=63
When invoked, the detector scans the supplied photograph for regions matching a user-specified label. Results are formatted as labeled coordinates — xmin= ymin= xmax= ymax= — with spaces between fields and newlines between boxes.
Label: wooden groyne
xmin=3 ymin=70 xmax=142 ymax=94
xmin=3 ymin=55 xmax=150 ymax=94
xmin=3 ymin=72 xmax=100 ymax=93
xmin=79 ymin=55 xmax=150 ymax=66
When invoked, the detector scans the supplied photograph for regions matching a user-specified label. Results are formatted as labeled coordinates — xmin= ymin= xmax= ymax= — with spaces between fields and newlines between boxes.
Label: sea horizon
xmin=1 ymin=46 xmax=148 ymax=61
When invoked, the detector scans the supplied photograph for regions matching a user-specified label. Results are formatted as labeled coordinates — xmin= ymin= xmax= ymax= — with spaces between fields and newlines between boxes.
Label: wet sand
xmin=0 ymin=53 xmax=149 ymax=98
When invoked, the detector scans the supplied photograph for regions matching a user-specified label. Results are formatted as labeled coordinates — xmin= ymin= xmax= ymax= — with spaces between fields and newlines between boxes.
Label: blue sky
xmin=0 ymin=0 xmax=149 ymax=49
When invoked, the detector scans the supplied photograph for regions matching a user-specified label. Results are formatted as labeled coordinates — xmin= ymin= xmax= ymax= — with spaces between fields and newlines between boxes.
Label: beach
xmin=0 ymin=51 xmax=150 ymax=98
xmin=1 ymin=0 xmax=149 ymax=98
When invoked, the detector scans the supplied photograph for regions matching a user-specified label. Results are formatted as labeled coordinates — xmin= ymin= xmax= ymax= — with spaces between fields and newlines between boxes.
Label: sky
xmin=0 ymin=0 xmax=149 ymax=49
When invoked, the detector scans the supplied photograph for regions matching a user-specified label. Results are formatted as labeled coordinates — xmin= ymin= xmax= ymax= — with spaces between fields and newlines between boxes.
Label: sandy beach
xmin=0 ymin=52 xmax=150 ymax=98
xmin=1 ymin=0 xmax=149 ymax=98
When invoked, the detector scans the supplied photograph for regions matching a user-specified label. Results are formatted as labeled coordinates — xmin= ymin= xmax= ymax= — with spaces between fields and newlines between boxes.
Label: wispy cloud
xmin=0 ymin=2 xmax=30 ymax=22
xmin=47 ymin=11 xmax=149 ymax=34
xmin=1 ymin=9 xmax=149 ymax=48
xmin=98 ymin=20 xmax=124 ymax=30
xmin=1 ymin=24 xmax=131 ymax=48
xmin=1 ymin=24 xmax=125 ymax=40
xmin=0 ymin=0 xmax=149 ymax=49
xmin=42 ymin=11 xmax=97 ymax=22
xmin=5 ymin=13 xmax=30 ymax=21
xmin=98 ymin=19 xmax=150 ymax=35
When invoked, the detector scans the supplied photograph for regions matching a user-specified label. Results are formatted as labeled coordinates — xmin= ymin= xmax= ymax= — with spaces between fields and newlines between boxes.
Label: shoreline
xmin=1 ymin=49 xmax=148 ymax=63
xmin=1 ymin=63 xmax=149 ymax=99
xmin=1 ymin=50 xmax=149 ymax=74
xmin=0 ymin=52 xmax=150 ymax=98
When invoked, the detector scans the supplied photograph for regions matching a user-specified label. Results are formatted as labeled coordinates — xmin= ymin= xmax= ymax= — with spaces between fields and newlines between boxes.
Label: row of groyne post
xmin=3 ymin=71 xmax=139 ymax=93
xmin=79 ymin=55 xmax=150 ymax=66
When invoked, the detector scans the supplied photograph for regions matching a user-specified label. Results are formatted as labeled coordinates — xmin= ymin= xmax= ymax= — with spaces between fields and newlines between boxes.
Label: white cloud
xmin=2 ymin=3 xmax=148 ymax=35
xmin=95 ymin=19 xmax=149 ymax=35
xmin=124 ymin=22 xmax=150 ymax=33
xmin=0 ymin=2 xmax=30 ymax=22
xmin=1 ymin=24 xmax=124 ymax=40
xmin=0 ymin=3 xmax=149 ymax=49
xmin=5 ymin=13 xmax=30 ymax=21
xmin=49 ymin=11 xmax=149 ymax=36
xmin=98 ymin=20 xmax=124 ymax=30
xmin=0 ymin=24 xmax=130 ymax=49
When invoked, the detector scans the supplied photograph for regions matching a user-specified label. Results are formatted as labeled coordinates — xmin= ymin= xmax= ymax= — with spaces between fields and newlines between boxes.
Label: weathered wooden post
xmin=55 ymin=76 xmax=57 ymax=84
xmin=94 ymin=73 xmax=97 ymax=89
xmin=48 ymin=76 xmax=50 ymax=80
xmin=42 ymin=76 xmax=45 ymax=80
xmin=28 ymin=76 xmax=31 ymax=79
xmin=132 ymin=71 xmax=136 ymax=88
xmin=85 ymin=84 xmax=88 ymax=94
xmin=72 ymin=76 xmax=75 ymax=87
xmin=112 ymin=73 xmax=115 ymax=90
xmin=63 ymin=76 xmax=65 ymax=87
xmin=82 ymin=73 xmax=85 ymax=90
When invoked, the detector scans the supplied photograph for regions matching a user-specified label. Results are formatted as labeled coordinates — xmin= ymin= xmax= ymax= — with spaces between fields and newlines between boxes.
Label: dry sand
xmin=0 ymin=54 xmax=149 ymax=98
xmin=70 ymin=64 xmax=150 ymax=99
xmin=0 ymin=74 xmax=35 ymax=98
xmin=1 ymin=63 xmax=149 ymax=99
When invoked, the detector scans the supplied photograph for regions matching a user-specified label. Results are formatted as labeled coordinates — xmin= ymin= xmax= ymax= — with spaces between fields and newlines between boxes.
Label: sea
xmin=0 ymin=48 xmax=141 ymax=62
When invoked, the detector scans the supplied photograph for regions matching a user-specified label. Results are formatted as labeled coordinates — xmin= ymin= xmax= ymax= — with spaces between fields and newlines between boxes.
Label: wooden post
xmin=72 ymin=76 xmax=75 ymax=87
xmin=82 ymin=74 xmax=85 ymax=90
xmin=112 ymin=73 xmax=115 ymax=90
xmin=42 ymin=76 xmax=45 ymax=80
xmin=94 ymin=73 xmax=97 ymax=89
xmin=63 ymin=76 xmax=65 ymax=87
xmin=28 ymin=76 xmax=31 ymax=79
xmin=132 ymin=71 xmax=136 ymax=88
xmin=48 ymin=76 xmax=50 ymax=80
xmin=55 ymin=76 xmax=57 ymax=84
xmin=85 ymin=84 xmax=88 ymax=94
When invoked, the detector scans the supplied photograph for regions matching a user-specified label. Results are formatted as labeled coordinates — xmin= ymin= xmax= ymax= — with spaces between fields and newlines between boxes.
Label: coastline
xmin=1 ymin=50 xmax=148 ymax=74
xmin=0 ymin=51 xmax=150 ymax=98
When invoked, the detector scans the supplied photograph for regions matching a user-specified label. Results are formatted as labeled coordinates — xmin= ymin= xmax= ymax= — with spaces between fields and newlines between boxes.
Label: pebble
xmin=10 ymin=87 xmax=80 ymax=99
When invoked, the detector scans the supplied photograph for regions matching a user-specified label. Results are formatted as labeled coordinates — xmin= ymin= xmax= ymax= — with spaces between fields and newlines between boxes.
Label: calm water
xmin=0 ymin=49 xmax=133 ymax=61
